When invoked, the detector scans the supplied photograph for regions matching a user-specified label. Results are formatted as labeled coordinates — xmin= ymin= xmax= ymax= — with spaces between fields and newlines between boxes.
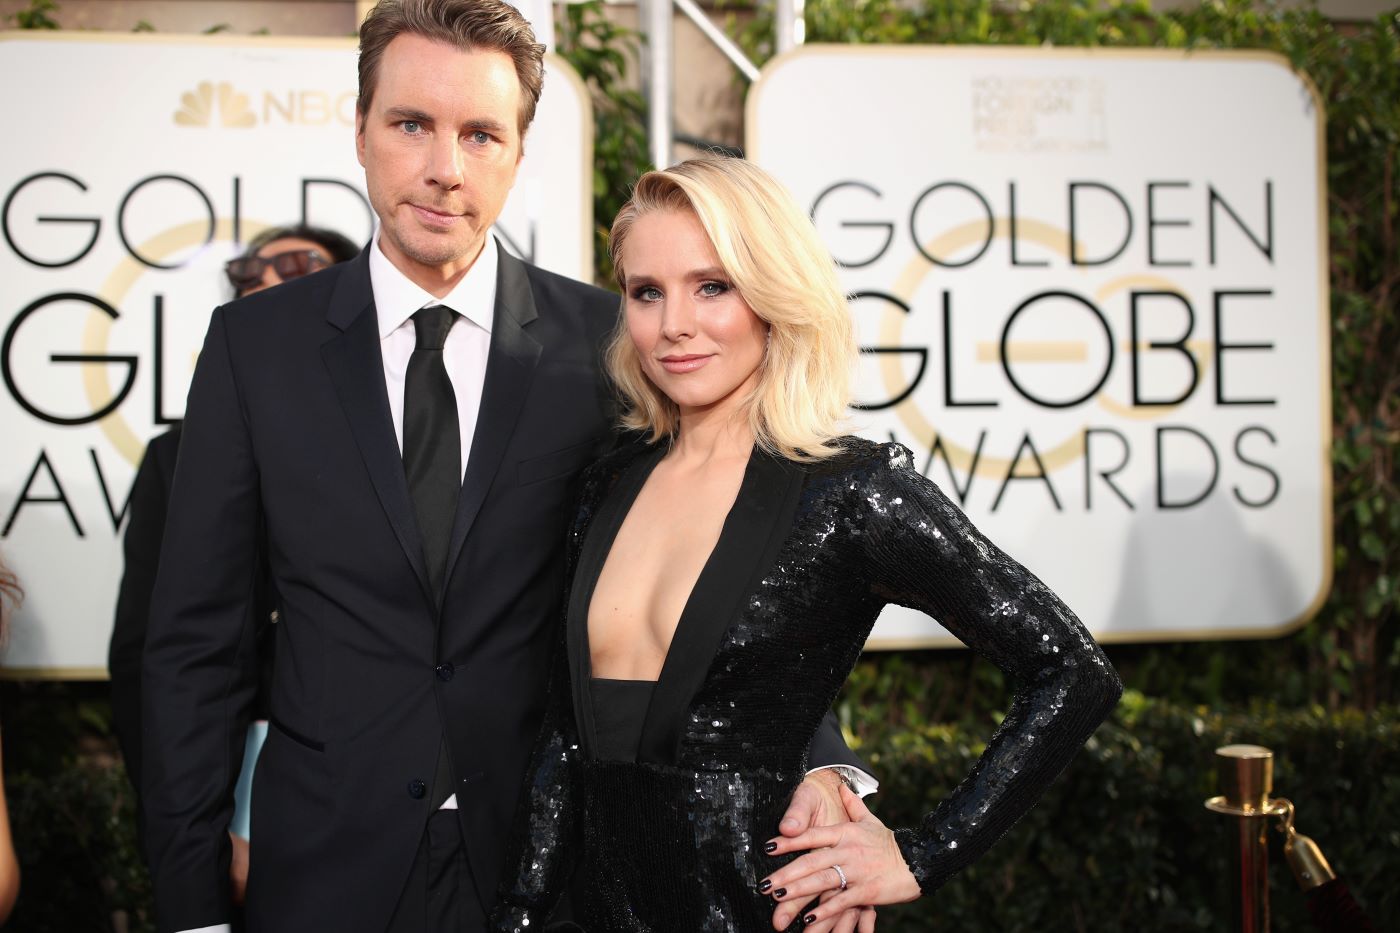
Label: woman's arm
xmin=763 ymin=443 xmax=1122 ymax=918
xmin=867 ymin=443 xmax=1122 ymax=892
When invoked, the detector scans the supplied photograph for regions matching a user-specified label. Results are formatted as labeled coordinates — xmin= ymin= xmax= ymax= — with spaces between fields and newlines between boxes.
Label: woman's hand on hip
xmin=761 ymin=784 xmax=920 ymax=925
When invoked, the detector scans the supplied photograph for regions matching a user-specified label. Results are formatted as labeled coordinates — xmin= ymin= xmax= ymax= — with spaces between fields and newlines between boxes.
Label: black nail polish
xmin=774 ymin=888 xmax=787 ymax=898
xmin=804 ymin=914 xmax=817 ymax=925
xmin=758 ymin=879 xmax=772 ymax=893
xmin=764 ymin=841 xmax=778 ymax=854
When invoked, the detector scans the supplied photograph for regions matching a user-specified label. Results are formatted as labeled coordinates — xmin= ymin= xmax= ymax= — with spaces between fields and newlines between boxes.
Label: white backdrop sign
xmin=749 ymin=47 xmax=1330 ymax=647
xmin=0 ymin=32 xmax=591 ymax=675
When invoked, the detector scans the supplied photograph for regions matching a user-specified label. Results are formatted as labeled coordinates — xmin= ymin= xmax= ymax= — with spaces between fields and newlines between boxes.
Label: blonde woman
xmin=0 ymin=558 xmax=21 ymax=922
xmin=491 ymin=157 xmax=1121 ymax=932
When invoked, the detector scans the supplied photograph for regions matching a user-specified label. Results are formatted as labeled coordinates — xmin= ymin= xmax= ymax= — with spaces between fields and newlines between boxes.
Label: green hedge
xmin=7 ymin=765 xmax=148 ymax=931
xmin=3 ymin=689 xmax=1396 ymax=932
xmin=853 ymin=695 xmax=1399 ymax=930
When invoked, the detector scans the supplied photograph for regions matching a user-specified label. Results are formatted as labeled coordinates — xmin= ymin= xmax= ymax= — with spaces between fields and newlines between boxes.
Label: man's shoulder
xmin=574 ymin=434 xmax=657 ymax=516
xmin=147 ymin=424 xmax=183 ymax=465
xmin=134 ymin=424 xmax=183 ymax=486
xmin=222 ymin=260 xmax=346 ymax=322
xmin=519 ymin=259 xmax=617 ymax=312
xmin=214 ymin=261 xmax=349 ymax=352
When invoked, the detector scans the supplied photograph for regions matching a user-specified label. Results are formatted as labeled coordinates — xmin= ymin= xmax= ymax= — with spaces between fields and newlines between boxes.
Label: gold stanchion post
xmin=1205 ymin=744 xmax=1278 ymax=933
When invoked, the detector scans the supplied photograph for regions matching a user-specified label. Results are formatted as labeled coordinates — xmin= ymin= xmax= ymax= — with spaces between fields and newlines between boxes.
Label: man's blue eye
xmin=471 ymin=131 xmax=490 ymax=144
xmin=402 ymin=121 xmax=421 ymax=133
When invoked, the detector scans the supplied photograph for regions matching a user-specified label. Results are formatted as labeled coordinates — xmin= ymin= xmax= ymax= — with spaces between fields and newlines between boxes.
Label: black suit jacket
xmin=110 ymin=423 xmax=276 ymax=800
xmin=142 ymin=245 xmax=862 ymax=933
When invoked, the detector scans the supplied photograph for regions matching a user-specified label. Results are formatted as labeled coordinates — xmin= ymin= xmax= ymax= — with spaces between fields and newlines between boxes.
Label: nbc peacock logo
xmin=173 ymin=81 xmax=257 ymax=128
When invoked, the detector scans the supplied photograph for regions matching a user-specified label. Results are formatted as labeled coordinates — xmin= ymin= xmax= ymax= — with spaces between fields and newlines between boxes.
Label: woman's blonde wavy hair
xmin=607 ymin=157 xmax=855 ymax=461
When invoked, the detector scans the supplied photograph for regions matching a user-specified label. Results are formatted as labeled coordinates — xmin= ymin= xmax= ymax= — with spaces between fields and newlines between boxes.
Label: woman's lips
xmin=659 ymin=354 xmax=712 ymax=374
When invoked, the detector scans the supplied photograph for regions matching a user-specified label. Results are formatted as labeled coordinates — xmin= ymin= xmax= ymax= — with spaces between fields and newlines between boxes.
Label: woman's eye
xmin=631 ymin=285 xmax=662 ymax=302
xmin=699 ymin=281 xmax=730 ymax=296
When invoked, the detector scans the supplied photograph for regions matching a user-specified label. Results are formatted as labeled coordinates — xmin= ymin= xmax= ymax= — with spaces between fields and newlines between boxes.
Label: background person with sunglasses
xmin=108 ymin=224 xmax=361 ymax=923
xmin=223 ymin=225 xmax=362 ymax=297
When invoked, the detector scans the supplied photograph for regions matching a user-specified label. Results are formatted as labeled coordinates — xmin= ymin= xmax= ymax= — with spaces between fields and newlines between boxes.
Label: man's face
xmin=356 ymin=33 xmax=524 ymax=290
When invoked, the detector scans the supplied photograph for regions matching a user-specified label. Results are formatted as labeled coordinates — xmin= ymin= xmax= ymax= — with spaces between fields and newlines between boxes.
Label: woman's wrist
xmin=892 ymin=827 xmax=942 ymax=898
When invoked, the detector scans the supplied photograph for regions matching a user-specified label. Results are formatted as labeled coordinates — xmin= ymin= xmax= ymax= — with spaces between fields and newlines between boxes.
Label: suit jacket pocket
xmin=269 ymin=715 xmax=325 ymax=753
xmin=516 ymin=439 xmax=597 ymax=488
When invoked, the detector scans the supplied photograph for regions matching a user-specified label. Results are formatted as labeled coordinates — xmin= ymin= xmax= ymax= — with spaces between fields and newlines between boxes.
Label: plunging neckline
xmin=585 ymin=443 xmax=754 ymax=682
xmin=566 ymin=442 xmax=807 ymax=766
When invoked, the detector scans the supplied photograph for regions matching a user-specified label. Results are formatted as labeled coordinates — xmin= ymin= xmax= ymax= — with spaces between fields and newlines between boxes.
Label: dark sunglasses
xmin=225 ymin=249 xmax=331 ymax=292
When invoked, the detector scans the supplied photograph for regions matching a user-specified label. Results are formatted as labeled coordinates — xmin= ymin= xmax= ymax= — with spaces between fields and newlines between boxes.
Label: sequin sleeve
xmin=860 ymin=442 xmax=1122 ymax=896
xmin=489 ymin=615 xmax=581 ymax=930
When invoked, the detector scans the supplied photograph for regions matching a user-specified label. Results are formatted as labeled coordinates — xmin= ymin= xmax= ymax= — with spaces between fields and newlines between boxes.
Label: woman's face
xmin=621 ymin=209 xmax=768 ymax=420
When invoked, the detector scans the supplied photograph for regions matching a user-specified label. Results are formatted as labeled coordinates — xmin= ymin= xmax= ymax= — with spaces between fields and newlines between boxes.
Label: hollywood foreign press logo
xmin=173 ymin=81 xmax=256 ymax=128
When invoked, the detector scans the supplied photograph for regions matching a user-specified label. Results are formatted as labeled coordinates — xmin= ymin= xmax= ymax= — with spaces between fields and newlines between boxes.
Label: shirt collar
xmin=370 ymin=234 xmax=499 ymax=339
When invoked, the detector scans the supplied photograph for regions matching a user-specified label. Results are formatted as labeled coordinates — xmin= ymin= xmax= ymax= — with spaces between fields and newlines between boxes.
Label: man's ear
xmin=355 ymin=108 xmax=367 ymax=167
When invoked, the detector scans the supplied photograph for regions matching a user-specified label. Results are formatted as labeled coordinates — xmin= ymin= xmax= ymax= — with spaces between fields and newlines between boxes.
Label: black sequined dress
xmin=491 ymin=438 xmax=1122 ymax=932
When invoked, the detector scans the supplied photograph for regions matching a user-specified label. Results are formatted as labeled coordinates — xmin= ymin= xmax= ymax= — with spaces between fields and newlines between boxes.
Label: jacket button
xmin=408 ymin=779 xmax=426 ymax=799
xmin=435 ymin=662 xmax=455 ymax=682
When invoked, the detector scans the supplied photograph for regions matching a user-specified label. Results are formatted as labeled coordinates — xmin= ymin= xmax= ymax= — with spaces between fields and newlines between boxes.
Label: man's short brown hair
xmin=358 ymin=0 xmax=545 ymax=135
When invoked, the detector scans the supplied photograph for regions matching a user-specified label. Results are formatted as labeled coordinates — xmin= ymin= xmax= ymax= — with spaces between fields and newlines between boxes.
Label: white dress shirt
xmin=372 ymin=233 xmax=496 ymax=484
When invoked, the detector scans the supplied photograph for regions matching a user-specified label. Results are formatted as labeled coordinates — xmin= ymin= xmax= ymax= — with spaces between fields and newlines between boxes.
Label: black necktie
xmin=403 ymin=306 xmax=460 ymax=597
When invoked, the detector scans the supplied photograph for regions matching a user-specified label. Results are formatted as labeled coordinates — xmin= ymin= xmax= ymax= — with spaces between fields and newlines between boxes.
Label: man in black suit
xmin=142 ymin=3 xmax=869 ymax=932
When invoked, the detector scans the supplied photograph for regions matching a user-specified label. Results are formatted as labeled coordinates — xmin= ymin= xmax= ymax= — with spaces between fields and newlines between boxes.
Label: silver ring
xmin=832 ymin=864 xmax=848 ymax=891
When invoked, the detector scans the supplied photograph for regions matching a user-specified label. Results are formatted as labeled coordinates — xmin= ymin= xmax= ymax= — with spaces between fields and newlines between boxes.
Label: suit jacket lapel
xmin=637 ymin=449 xmax=807 ymax=766
xmin=442 ymin=246 xmax=543 ymax=595
xmin=320 ymin=249 xmax=434 ymax=606
xmin=565 ymin=445 xmax=665 ymax=758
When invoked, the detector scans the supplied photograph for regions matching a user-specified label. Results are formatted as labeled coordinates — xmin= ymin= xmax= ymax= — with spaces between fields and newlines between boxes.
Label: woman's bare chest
xmin=588 ymin=462 xmax=745 ymax=679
